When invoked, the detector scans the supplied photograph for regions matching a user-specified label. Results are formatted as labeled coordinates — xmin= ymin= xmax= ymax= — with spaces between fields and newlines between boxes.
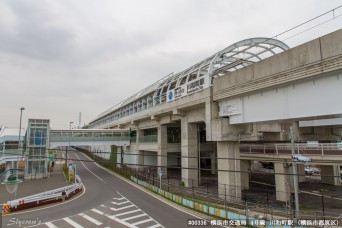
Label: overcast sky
xmin=1 ymin=0 xmax=341 ymax=129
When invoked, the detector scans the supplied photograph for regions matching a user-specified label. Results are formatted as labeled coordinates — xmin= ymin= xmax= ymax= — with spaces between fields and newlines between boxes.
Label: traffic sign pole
xmin=74 ymin=165 xmax=76 ymax=184
xmin=158 ymin=168 xmax=162 ymax=189
xmin=68 ymin=160 xmax=73 ymax=183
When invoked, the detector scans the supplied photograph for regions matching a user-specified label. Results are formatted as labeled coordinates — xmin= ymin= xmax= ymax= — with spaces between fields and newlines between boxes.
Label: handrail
xmin=240 ymin=143 xmax=342 ymax=157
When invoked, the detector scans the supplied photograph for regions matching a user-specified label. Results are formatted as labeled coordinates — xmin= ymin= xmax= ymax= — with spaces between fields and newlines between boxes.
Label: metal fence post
xmin=167 ymin=176 xmax=169 ymax=192
xmin=224 ymin=184 xmax=227 ymax=212
xmin=322 ymin=195 xmax=325 ymax=220
xmin=266 ymin=191 xmax=269 ymax=219
xmin=192 ymin=179 xmax=194 ymax=198
xmin=321 ymin=144 xmax=324 ymax=156
xmin=0 ymin=210 xmax=2 ymax=228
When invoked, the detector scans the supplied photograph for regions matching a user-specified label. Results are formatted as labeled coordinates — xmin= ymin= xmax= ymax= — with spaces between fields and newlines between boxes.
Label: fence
xmin=78 ymin=148 xmax=342 ymax=225
xmin=240 ymin=143 xmax=342 ymax=157
xmin=3 ymin=175 xmax=83 ymax=213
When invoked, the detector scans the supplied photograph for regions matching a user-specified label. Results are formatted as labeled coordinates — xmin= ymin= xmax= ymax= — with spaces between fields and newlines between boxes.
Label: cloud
xmin=0 ymin=0 xmax=341 ymax=129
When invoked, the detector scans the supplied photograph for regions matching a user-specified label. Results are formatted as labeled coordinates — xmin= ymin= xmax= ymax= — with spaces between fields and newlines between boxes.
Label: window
xmin=167 ymin=127 xmax=181 ymax=143
xmin=29 ymin=128 xmax=47 ymax=146
xmin=169 ymin=81 xmax=177 ymax=90
xmin=179 ymin=77 xmax=187 ymax=85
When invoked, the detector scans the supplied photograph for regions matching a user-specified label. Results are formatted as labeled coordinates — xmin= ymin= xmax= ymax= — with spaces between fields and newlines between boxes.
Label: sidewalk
xmin=0 ymin=159 xmax=67 ymax=204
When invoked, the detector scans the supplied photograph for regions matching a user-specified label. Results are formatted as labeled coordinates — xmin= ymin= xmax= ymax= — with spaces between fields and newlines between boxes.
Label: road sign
xmin=48 ymin=154 xmax=54 ymax=161
xmin=158 ymin=168 xmax=162 ymax=176
xmin=68 ymin=160 xmax=73 ymax=167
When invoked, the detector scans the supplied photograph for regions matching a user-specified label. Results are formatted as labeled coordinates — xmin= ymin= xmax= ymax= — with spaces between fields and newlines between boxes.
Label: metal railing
xmin=240 ymin=143 xmax=342 ymax=157
xmin=6 ymin=175 xmax=83 ymax=210
xmin=139 ymin=135 xmax=158 ymax=143
xmin=132 ymin=172 xmax=342 ymax=224
xmin=50 ymin=135 xmax=130 ymax=142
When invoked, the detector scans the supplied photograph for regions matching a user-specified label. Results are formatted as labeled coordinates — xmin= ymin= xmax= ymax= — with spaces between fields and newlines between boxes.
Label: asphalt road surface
xmin=2 ymin=149 xmax=214 ymax=228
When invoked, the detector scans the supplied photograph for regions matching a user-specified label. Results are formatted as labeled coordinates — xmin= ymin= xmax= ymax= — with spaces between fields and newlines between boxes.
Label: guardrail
xmin=3 ymin=175 xmax=83 ymax=213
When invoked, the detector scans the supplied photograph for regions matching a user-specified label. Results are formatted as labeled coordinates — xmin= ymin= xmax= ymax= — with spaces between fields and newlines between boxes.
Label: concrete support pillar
xmin=321 ymin=165 xmax=341 ymax=185
xmin=297 ymin=164 xmax=306 ymax=183
xmin=117 ymin=146 xmax=122 ymax=168
xmin=158 ymin=125 xmax=168 ymax=177
xmin=217 ymin=141 xmax=241 ymax=201
xmin=181 ymin=117 xmax=198 ymax=187
xmin=136 ymin=150 xmax=144 ymax=170
xmin=240 ymin=160 xmax=250 ymax=190
xmin=274 ymin=163 xmax=292 ymax=202
xmin=136 ymin=128 xmax=140 ymax=144
xmin=210 ymin=152 xmax=217 ymax=175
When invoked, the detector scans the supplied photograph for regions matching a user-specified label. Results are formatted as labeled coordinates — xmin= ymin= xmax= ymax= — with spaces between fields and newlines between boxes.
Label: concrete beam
xmin=151 ymin=115 xmax=160 ymax=121
xmin=173 ymin=109 xmax=186 ymax=116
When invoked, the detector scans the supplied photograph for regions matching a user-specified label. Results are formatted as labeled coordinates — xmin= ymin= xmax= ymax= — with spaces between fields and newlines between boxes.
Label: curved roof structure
xmin=91 ymin=37 xmax=289 ymax=125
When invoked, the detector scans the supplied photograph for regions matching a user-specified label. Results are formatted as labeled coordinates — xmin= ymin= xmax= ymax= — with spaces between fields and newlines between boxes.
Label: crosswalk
xmin=31 ymin=193 xmax=164 ymax=228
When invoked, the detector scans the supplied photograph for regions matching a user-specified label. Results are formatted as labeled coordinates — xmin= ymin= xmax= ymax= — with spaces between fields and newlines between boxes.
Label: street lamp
xmin=1 ymin=169 xmax=22 ymax=194
xmin=17 ymin=107 xmax=25 ymax=175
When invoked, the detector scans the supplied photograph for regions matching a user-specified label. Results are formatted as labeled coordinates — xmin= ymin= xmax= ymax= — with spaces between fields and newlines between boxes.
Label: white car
xmin=292 ymin=154 xmax=311 ymax=162
xmin=305 ymin=166 xmax=320 ymax=175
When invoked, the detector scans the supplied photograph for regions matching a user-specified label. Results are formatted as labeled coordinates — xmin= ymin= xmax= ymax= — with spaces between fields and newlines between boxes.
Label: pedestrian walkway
xmin=0 ymin=154 xmax=67 ymax=204
xmin=31 ymin=192 xmax=164 ymax=228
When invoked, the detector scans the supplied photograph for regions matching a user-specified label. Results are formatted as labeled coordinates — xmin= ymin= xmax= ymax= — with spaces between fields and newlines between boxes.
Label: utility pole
xmin=78 ymin=112 xmax=81 ymax=129
xmin=290 ymin=126 xmax=300 ymax=219
xmin=66 ymin=122 xmax=73 ymax=165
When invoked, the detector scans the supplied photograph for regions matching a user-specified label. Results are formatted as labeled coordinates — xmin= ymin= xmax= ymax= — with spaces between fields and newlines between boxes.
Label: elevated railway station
xmin=88 ymin=29 xmax=342 ymax=203
xmin=1 ymin=29 xmax=341 ymax=208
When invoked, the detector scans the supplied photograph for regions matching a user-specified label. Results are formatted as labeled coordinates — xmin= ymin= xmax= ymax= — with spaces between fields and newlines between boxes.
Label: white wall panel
xmin=219 ymin=71 xmax=342 ymax=124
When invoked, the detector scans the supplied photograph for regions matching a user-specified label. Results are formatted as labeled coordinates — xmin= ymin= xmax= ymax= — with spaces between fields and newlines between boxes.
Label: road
xmin=2 ymin=149 xmax=213 ymax=228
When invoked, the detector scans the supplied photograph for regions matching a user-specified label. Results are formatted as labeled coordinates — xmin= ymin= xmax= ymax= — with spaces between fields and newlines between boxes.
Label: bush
xmin=62 ymin=164 xmax=74 ymax=182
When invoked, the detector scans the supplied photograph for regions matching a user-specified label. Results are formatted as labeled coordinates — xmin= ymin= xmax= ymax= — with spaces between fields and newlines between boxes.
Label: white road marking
xmin=63 ymin=217 xmax=84 ymax=228
xmin=113 ymin=197 xmax=125 ymax=200
xmin=122 ymin=213 xmax=146 ymax=221
xmin=79 ymin=213 xmax=103 ymax=225
xmin=45 ymin=222 xmax=57 ymax=228
xmin=147 ymin=224 xmax=163 ymax=228
xmin=111 ymin=200 xmax=129 ymax=205
xmin=91 ymin=208 xmax=104 ymax=215
xmin=74 ymin=153 xmax=106 ymax=184
xmin=110 ymin=204 xmax=135 ymax=211
xmin=95 ymin=163 xmax=208 ymax=224
xmin=132 ymin=218 xmax=153 ymax=226
xmin=106 ymin=214 xmax=137 ymax=228
xmin=115 ymin=209 xmax=140 ymax=217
